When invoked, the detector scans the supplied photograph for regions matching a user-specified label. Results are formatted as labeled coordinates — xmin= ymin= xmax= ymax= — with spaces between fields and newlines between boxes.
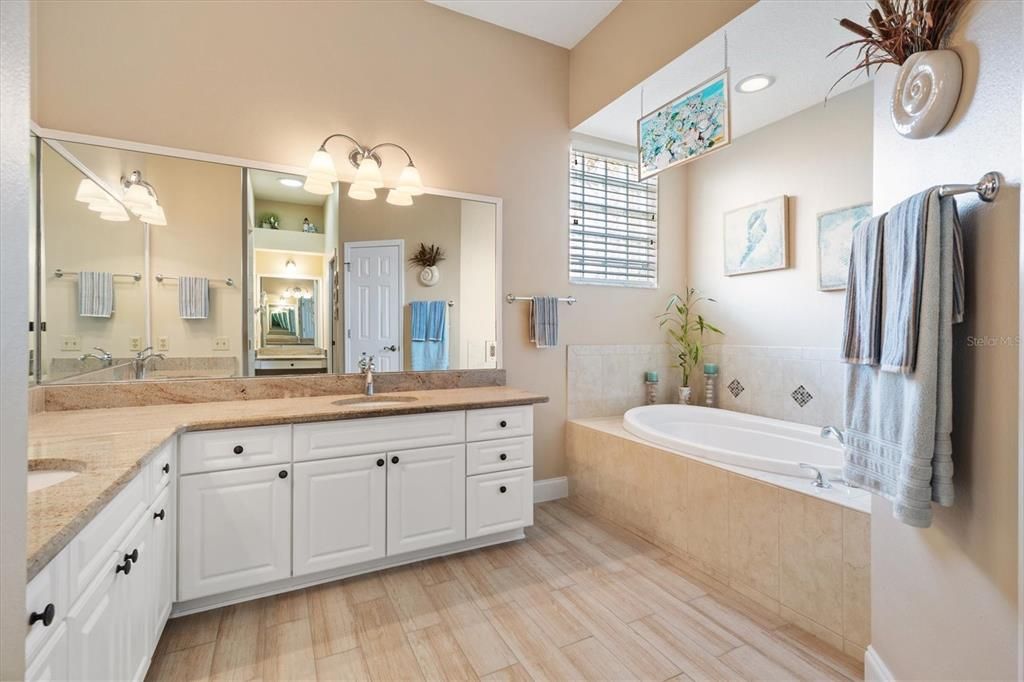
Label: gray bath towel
xmin=178 ymin=276 xmax=210 ymax=320
xmin=879 ymin=192 xmax=929 ymax=373
xmin=841 ymin=215 xmax=884 ymax=365
xmin=842 ymin=191 xmax=962 ymax=527
xmin=78 ymin=271 xmax=114 ymax=318
xmin=529 ymin=297 xmax=558 ymax=348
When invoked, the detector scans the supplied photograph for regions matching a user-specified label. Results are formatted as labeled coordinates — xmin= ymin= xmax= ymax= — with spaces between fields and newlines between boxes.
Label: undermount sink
xmin=332 ymin=395 xmax=419 ymax=407
xmin=28 ymin=459 xmax=86 ymax=493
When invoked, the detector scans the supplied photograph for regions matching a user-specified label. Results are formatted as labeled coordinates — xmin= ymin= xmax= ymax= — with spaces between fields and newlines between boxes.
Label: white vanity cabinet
xmin=386 ymin=443 xmax=466 ymax=554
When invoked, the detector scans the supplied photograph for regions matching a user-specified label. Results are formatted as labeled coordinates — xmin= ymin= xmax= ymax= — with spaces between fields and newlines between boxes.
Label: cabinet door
xmin=25 ymin=621 xmax=68 ymax=682
xmin=387 ymin=444 xmax=465 ymax=555
xmin=466 ymin=468 xmax=534 ymax=539
xmin=179 ymin=465 xmax=292 ymax=601
xmin=148 ymin=486 xmax=175 ymax=643
xmin=66 ymin=553 xmax=123 ymax=681
xmin=122 ymin=508 xmax=155 ymax=682
xmin=294 ymin=455 xmax=387 ymax=576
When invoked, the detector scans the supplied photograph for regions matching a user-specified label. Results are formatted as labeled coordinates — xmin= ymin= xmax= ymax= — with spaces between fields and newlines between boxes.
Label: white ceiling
xmin=250 ymin=169 xmax=326 ymax=206
xmin=574 ymin=0 xmax=873 ymax=146
xmin=427 ymin=0 xmax=620 ymax=48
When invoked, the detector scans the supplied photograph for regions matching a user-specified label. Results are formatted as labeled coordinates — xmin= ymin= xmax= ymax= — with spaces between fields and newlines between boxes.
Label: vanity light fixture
xmin=278 ymin=177 xmax=304 ymax=188
xmin=302 ymin=133 xmax=424 ymax=204
xmin=285 ymin=259 xmax=297 ymax=274
xmin=736 ymin=74 xmax=775 ymax=93
xmin=121 ymin=170 xmax=167 ymax=225
xmin=74 ymin=179 xmax=130 ymax=222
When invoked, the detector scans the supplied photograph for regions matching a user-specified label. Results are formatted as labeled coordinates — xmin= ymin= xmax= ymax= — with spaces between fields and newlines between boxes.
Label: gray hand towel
xmin=178 ymin=276 xmax=210 ymax=320
xmin=841 ymin=215 xmax=884 ymax=365
xmin=529 ymin=297 xmax=558 ymax=348
xmin=879 ymin=191 xmax=929 ymax=373
xmin=78 ymin=271 xmax=114 ymax=318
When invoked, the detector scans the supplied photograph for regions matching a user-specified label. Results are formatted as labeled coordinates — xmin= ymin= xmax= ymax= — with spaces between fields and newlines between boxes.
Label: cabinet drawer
xmin=26 ymin=548 xmax=68 ymax=664
xmin=466 ymin=468 xmax=533 ymax=539
xmin=25 ymin=620 xmax=68 ymax=682
xmin=466 ymin=406 xmax=533 ymax=442
xmin=180 ymin=425 xmax=291 ymax=474
xmin=466 ymin=437 xmax=533 ymax=475
xmin=147 ymin=441 xmax=174 ymax=499
xmin=294 ymin=411 xmax=465 ymax=462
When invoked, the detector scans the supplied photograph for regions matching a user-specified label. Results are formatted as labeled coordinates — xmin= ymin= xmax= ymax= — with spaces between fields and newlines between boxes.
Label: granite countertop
xmin=27 ymin=386 xmax=547 ymax=580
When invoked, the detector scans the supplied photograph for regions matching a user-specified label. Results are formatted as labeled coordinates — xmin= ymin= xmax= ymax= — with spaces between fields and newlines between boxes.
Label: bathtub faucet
xmin=820 ymin=425 xmax=845 ymax=446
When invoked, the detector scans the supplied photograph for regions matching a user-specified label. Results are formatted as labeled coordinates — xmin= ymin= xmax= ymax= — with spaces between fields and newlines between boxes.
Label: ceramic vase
xmin=419 ymin=265 xmax=441 ymax=287
xmin=678 ymin=386 xmax=692 ymax=404
xmin=890 ymin=49 xmax=963 ymax=139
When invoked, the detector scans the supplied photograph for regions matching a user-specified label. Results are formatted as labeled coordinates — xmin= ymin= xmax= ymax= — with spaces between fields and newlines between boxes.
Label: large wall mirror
xmin=28 ymin=132 xmax=500 ymax=384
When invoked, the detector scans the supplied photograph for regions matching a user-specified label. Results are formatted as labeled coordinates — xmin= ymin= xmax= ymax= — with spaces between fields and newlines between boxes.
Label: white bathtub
xmin=623 ymin=404 xmax=843 ymax=480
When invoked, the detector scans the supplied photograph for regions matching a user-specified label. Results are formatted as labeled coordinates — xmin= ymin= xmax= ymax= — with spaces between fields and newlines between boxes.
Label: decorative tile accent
xmin=791 ymin=385 xmax=813 ymax=407
xmin=728 ymin=378 xmax=745 ymax=397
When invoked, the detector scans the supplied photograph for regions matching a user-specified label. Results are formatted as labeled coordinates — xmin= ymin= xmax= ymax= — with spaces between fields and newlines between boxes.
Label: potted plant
xmin=258 ymin=212 xmax=280 ymax=230
xmin=828 ymin=0 xmax=970 ymax=138
xmin=409 ymin=243 xmax=445 ymax=287
xmin=657 ymin=288 xmax=723 ymax=404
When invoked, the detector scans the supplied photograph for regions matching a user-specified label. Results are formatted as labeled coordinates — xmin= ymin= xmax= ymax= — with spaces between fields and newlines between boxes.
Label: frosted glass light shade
xmin=386 ymin=189 xmax=413 ymax=206
xmin=139 ymin=205 xmax=167 ymax=226
xmin=75 ymin=179 xmax=108 ymax=204
xmin=100 ymin=205 xmax=130 ymax=222
xmin=303 ymin=177 xmax=334 ymax=195
xmin=397 ymin=165 xmax=424 ymax=196
xmin=348 ymin=183 xmax=377 ymax=201
xmin=353 ymin=158 xmax=383 ymax=189
xmin=305 ymin=149 xmax=338 ymax=183
xmin=88 ymin=197 xmax=120 ymax=213
xmin=123 ymin=183 xmax=156 ymax=211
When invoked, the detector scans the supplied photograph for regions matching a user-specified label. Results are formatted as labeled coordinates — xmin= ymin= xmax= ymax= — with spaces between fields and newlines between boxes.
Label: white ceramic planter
xmin=419 ymin=265 xmax=441 ymax=287
xmin=678 ymin=386 xmax=692 ymax=405
xmin=890 ymin=49 xmax=963 ymax=139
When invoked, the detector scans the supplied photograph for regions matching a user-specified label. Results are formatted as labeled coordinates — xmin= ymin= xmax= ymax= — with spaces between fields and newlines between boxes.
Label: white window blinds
xmin=569 ymin=148 xmax=658 ymax=287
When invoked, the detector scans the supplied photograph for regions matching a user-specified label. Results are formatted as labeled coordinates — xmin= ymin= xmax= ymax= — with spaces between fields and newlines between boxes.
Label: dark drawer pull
xmin=162 ymin=463 xmax=170 ymax=474
xmin=279 ymin=470 xmax=288 ymax=479
xmin=116 ymin=559 xmax=132 ymax=575
xmin=499 ymin=453 xmax=508 ymax=461
xmin=233 ymin=445 xmax=244 ymax=454
xmin=154 ymin=509 xmax=165 ymax=521
xmin=499 ymin=486 xmax=507 ymax=493
xmin=391 ymin=456 xmax=399 ymax=464
xmin=499 ymin=420 xmax=508 ymax=428
xmin=377 ymin=458 xmax=385 ymax=467
xmin=124 ymin=548 xmax=139 ymax=564
xmin=28 ymin=603 xmax=55 ymax=627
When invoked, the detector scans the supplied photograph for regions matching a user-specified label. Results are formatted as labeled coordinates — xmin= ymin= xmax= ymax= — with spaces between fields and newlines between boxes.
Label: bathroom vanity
xmin=23 ymin=387 xmax=545 ymax=681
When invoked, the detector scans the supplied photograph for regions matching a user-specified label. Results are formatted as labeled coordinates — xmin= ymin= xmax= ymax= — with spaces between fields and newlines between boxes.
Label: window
xmin=569 ymin=148 xmax=658 ymax=287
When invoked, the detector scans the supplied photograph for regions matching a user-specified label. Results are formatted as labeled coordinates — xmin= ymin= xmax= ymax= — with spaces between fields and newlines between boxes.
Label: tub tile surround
xmin=566 ymin=417 xmax=870 ymax=660
xmin=567 ymin=344 xmax=682 ymax=419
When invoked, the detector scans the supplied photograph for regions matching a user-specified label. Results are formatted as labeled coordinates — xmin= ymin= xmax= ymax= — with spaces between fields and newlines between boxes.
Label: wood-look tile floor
xmin=147 ymin=501 xmax=863 ymax=681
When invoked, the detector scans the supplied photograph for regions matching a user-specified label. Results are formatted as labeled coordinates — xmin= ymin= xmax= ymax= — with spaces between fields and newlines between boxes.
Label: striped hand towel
xmin=178 ymin=276 xmax=210 ymax=320
xmin=529 ymin=297 xmax=558 ymax=348
xmin=78 ymin=271 xmax=114 ymax=318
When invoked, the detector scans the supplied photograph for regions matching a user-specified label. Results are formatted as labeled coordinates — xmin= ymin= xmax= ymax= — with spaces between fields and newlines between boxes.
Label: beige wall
xmin=569 ymin=0 xmax=754 ymax=127
xmin=683 ymin=84 xmax=874 ymax=347
xmin=869 ymin=2 xmax=1020 ymax=679
xmin=254 ymin=198 xmax=324 ymax=233
xmin=459 ymin=199 xmax=498 ymax=369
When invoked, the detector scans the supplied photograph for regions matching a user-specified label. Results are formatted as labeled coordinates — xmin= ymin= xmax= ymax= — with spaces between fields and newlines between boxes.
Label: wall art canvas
xmin=723 ymin=196 xmax=788 ymax=276
xmin=817 ymin=202 xmax=871 ymax=291
xmin=637 ymin=70 xmax=730 ymax=181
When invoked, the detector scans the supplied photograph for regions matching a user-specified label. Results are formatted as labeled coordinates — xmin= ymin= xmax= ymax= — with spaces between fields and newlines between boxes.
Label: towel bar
xmin=54 ymin=269 xmax=141 ymax=282
xmin=505 ymin=294 xmax=576 ymax=305
xmin=938 ymin=171 xmax=1001 ymax=202
xmin=156 ymin=273 xmax=235 ymax=287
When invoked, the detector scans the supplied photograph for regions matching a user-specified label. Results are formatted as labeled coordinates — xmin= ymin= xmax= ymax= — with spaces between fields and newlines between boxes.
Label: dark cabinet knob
xmin=125 ymin=548 xmax=139 ymax=564
xmin=499 ymin=420 xmax=508 ymax=428
xmin=162 ymin=463 xmax=170 ymax=474
xmin=499 ymin=486 xmax=507 ymax=493
xmin=233 ymin=445 xmax=244 ymax=454
xmin=279 ymin=470 xmax=288 ymax=479
xmin=116 ymin=559 xmax=132 ymax=575
xmin=28 ymin=603 xmax=55 ymax=627
xmin=376 ymin=459 xmax=385 ymax=467
xmin=499 ymin=453 xmax=508 ymax=461
xmin=391 ymin=456 xmax=399 ymax=464
xmin=154 ymin=509 xmax=165 ymax=521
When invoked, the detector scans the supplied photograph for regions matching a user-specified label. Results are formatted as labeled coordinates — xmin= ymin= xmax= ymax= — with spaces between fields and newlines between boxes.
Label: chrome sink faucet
xmin=79 ymin=347 xmax=113 ymax=367
xmin=358 ymin=354 xmax=376 ymax=396
xmin=132 ymin=347 xmax=166 ymax=380
xmin=820 ymin=425 xmax=846 ymax=446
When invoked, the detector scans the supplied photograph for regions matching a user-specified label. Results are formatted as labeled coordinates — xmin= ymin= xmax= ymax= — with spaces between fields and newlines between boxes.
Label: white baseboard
xmin=534 ymin=476 xmax=568 ymax=502
xmin=865 ymin=646 xmax=894 ymax=682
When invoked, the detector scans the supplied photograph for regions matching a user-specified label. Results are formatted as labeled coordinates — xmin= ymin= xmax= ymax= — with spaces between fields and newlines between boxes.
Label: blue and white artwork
xmin=637 ymin=70 xmax=730 ymax=180
xmin=817 ymin=202 xmax=871 ymax=291
xmin=723 ymin=196 xmax=788 ymax=276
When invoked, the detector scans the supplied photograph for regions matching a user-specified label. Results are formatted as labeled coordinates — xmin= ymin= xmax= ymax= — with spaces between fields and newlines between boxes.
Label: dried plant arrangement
xmin=827 ymin=0 xmax=970 ymax=98
xmin=408 ymin=243 xmax=446 ymax=268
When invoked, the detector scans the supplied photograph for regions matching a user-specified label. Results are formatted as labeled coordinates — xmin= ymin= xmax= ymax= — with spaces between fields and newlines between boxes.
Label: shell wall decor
xmin=890 ymin=49 xmax=963 ymax=139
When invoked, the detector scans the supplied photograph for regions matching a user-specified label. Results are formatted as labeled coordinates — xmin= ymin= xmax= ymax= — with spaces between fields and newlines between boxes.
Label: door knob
xmin=28 ymin=603 xmax=55 ymax=627
xmin=382 ymin=345 xmax=398 ymax=352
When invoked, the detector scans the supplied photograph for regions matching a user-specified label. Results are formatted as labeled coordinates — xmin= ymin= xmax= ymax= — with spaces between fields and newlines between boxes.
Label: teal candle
xmin=703 ymin=363 xmax=718 ymax=376
xmin=645 ymin=371 xmax=659 ymax=383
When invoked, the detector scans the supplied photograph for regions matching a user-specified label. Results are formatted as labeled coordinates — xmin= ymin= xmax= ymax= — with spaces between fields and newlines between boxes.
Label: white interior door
xmin=344 ymin=240 xmax=404 ymax=372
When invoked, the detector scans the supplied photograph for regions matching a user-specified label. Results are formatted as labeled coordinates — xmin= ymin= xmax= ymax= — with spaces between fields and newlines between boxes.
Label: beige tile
xmin=779 ymin=605 xmax=844 ymax=653
xmin=773 ymin=623 xmax=862 ymax=681
xmin=146 ymin=641 xmax=216 ymax=681
xmin=727 ymin=473 xmax=781 ymax=600
xmin=208 ymin=600 xmax=263 ymax=681
xmin=779 ymin=490 xmax=844 ymax=633
xmin=479 ymin=663 xmax=534 ymax=682
xmin=352 ymin=597 xmax=424 ymax=681
xmin=158 ymin=609 xmax=223 ymax=653
xmin=260 ymin=619 xmax=317 ymax=682
xmin=406 ymin=623 xmax=478 ymax=681
xmin=561 ymin=636 xmax=636 ymax=681
xmin=314 ymin=648 xmax=370 ymax=681
xmin=486 ymin=603 xmax=583 ymax=681
xmin=630 ymin=616 xmax=738 ymax=682
xmin=686 ymin=461 xmax=730 ymax=578
xmin=380 ymin=565 xmax=443 ymax=632
xmin=426 ymin=579 xmax=518 ymax=677
xmin=307 ymin=581 xmax=358 ymax=658
xmin=842 ymin=508 xmax=871 ymax=648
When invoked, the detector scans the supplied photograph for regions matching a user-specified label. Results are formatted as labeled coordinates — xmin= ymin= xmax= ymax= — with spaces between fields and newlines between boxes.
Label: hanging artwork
xmin=723 ymin=196 xmax=788 ymax=276
xmin=817 ymin=202 xmax=871 ymax=291
xmin=637 ymin=70 xmax=731 ymax=180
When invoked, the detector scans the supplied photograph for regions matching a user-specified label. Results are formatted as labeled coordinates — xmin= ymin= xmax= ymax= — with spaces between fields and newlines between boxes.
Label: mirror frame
xmin=30 ymin=123 xmax=504 ymax=382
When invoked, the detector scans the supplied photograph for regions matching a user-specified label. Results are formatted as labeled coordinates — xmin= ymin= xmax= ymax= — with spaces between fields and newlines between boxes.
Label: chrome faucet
xmin=820 ymin=425 xmax=845 ymax=446
xmin=799 ymin=463 xmax=833 ymax=489
xmin=79 ymin=347 xmax=113 ymax=367
xmin=132 ymin=347 xmax=166 ymax=380
xmin=358 ymin=354 xmax=375 ymax=396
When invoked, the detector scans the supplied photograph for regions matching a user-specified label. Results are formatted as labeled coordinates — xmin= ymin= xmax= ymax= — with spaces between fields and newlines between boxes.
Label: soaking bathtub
xmin=623 ymin=404 xmax=843 ymax=480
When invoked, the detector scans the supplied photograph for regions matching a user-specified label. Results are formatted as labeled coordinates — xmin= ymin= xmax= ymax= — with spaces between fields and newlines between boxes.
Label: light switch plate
xmin=61 ymin=335 xmax=80 ymax=351
xmin=213 ymin=337 xmax=230 ymax=351
xmin=129 ymin=336 xmax=142 ymax=351
xmin=157 ymin=336 xmax=170 ymax=352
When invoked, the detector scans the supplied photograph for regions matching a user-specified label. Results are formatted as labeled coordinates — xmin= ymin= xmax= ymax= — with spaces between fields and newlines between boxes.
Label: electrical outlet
xmin=213 ymin=337 xmax=230 ymax=351
xmin=129 ymin=336 xmax=142 ymax=352
xmin=61 ymin=335 xmax=80 ymax=351
xmin=157 ymin=336 xmax=170 ymax=352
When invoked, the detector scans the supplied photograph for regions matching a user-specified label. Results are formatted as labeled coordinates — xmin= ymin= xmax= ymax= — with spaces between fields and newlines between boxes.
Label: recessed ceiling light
xmin=278 ymin=177 xmax=303 ymax=188
xmin=736 ymin=74 xmax=775 ymax=93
